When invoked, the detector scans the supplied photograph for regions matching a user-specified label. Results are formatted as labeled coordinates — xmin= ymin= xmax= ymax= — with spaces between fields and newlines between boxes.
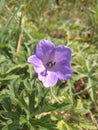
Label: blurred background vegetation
xmin=0 ymin=0 xmax=98 ymax=130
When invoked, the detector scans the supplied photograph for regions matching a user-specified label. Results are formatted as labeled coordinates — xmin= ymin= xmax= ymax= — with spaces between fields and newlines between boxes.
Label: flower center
xmin=46 ymin=61 xmax=56 ymax=68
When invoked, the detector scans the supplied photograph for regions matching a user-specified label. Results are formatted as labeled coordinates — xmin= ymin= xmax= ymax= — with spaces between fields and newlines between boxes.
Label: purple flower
xmin=28 ymin=39 xmax=72 ymax=87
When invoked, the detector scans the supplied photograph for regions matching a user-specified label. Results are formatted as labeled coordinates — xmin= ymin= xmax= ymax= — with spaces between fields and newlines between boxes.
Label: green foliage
xmin=0 ymin=0 xmax=98 ymax=130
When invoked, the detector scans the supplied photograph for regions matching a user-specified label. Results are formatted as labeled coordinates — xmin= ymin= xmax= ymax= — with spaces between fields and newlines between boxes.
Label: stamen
xmin=40 ymin=70 xmax=47 ymax=76
xmin=46 ymin=61 xmax=56 ymax=68
xmin=52 ymin=61 xmax=56 ymax=66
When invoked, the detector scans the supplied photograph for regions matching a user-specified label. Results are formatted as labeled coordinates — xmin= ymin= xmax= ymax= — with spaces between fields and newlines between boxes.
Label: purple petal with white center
xmin=36 ymin=39 xmax=55 ymax=62
xmin=38 ymin=71 xmax=58 ymax=87
xmin=28 ymin=39 xmax=72 ymax=87
xmin=55 ymin=45 xmax=72 ymax=62
xmin=28 ymin=55 xmax=45 ymax=73
xmin=53 ymin=60 xmax=72 ymax=80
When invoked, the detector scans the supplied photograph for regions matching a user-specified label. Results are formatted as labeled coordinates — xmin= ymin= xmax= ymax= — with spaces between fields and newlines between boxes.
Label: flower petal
xmin=53 ymin=60 xmax=72 ymax=80
xmin=38 ymin=71 xmax=58 ymax=87
xmin=55 ymin=45 xmax=72 ymax=62
xmin=28 ymin=55 xmax=45 ymax=73
xmin=36 ymin=39 xmax=55 ymax=61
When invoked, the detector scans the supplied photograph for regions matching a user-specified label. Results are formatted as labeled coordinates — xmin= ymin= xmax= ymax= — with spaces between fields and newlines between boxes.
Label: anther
xmin=46 ymin=61 xmax=56 ymax=68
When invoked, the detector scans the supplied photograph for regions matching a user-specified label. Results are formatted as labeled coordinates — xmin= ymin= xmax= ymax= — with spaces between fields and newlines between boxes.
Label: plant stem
xmin=50 ymin=87 xmax=60 ymax=103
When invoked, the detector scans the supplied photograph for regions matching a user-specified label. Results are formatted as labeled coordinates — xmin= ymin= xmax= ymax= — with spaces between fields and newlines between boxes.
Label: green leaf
xmin=0 ymin=98 xmax=11 ymax=111
xmin=5 ymin=63 xmax=28 ymax=74
xmin=28 ymin=91 xmax=35 ymax=113
xmin=79 ymin=122 xmax=97 ymax=129
xmin=8 ymin=120 xmax=19 ymax=130
xmin=0 ymin=55 xmax=5 ymax=63
xmin=57 ymin=120 xmax=73 ymax=130
xmin=5 ymin=111 xmax=19 ymax=120
xmin=88 ymin=78 xmax=96 ymax=102
xmin=96 ymin=0 xmax=98 ymax=19
xmin=0 ymin=4 xmax=24 ymax=39
xmin=0 ymin=75 xmax=19 ymax=81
